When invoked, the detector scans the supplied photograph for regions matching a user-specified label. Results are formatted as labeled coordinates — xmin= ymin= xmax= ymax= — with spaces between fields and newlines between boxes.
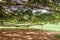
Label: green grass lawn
xmin=0 ymin=22 xmax=60 ymax=31
xmin=29 ymin=23 xmax=60 ymax=31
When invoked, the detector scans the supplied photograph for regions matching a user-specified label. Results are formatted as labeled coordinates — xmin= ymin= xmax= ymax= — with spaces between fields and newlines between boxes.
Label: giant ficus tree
xmin=0 ymin=0 xmax=60 ymax=24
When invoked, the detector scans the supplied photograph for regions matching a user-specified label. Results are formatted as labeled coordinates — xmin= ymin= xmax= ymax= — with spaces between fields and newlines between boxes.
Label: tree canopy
xmin=0 ymin=0 xmax=60 ymax=24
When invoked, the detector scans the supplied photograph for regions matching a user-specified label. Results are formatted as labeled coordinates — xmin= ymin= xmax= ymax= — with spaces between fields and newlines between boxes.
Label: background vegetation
xmin=0 ymin=0 xmax=60 ymax=25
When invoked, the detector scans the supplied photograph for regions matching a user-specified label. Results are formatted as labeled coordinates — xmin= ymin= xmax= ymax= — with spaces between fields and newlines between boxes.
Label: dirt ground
xmin=0 ymin=29 xmax=60 ymax=40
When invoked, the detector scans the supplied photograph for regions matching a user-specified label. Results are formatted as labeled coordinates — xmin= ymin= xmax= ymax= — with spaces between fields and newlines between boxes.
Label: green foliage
xmin=29 ymin=0 xmax=43 ymax=4
xmin=55 ymin=34 xmax=60 ymax=38
xmin=0 ymin=0 xmax=60 ymax=25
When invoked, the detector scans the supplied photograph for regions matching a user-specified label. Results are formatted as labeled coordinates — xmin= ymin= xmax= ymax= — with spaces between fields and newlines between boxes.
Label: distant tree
xmin=0 ymin=0 xmax=60 ymax=24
